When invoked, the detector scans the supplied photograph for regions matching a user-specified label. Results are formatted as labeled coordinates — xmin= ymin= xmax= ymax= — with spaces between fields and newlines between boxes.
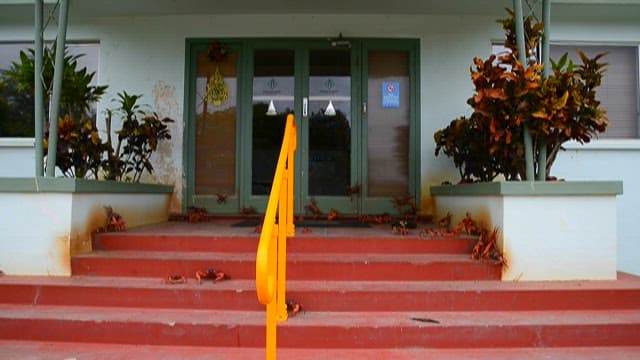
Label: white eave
xmin=0 ymin=0 xmax=639 ymax=20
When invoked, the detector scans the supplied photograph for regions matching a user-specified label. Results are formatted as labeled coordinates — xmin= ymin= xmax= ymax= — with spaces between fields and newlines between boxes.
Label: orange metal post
xmin=256 ymin=114 xmax=296 ymax=360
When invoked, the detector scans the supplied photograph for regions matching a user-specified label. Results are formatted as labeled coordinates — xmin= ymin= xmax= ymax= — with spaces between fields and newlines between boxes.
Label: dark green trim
xmin=182 ymin=38 xmax=194 ymax=213
xmin=411 ymin=40 xmax=421 ymax=208
xmin=360 ymin=39 xmax=421 ymax=214
xmin=184 ymin=38 xmax=244 ymax=213
xmin=297 ymin=43 xmax=309 ymax=213
xmin=239 ymin=41 xmax=253 ymax=210
xmin=430 ymin=181 xmax=623 ymax=196
xmin=183 ymin=37 xmax=421 ymax=215
xmin=0 ymin=177 xmax=173 ymax=194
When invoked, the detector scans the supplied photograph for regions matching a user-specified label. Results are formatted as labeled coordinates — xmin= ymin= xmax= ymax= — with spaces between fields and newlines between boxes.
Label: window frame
xmin=0 ymin=40 xmax=101 ymax=139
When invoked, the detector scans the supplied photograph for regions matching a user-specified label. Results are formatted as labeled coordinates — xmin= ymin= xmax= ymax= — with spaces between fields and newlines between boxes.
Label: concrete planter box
xmin=0 ymin=177 xmax=173 ymax=276
xmin=431 ymin=181 xmax=623 ymax=281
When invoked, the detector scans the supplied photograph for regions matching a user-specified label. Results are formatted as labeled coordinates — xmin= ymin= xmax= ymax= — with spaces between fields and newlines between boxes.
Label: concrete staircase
xmin=1 ymin=223 xmax=639 ymax=359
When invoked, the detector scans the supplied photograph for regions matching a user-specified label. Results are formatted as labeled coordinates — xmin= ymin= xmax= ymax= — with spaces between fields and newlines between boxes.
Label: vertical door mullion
xmin=239 ymin=42 xmax=255 ymax=210
xmin=359 ymin=42 xmax=370 ymax=213
xmin=295 ymin=43 xmax=308 ymax=214
xmin=409 ymin=41 xmax=420 ymax=202
xmin=184 ymin=41 xmax=198 ymax=212
xmin=351 ymin=41 xmax=363 ymax=214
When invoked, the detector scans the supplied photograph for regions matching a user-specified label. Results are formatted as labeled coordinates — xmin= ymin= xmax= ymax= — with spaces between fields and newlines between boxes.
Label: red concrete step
xmin=0 ymin=304 xmax=639 ymax=348
xmin=71 ymin=251 xmax=501 ymax=281
xmin=2 ymin=340 xmax=639 ymax=360
xmin=0 ymin=276 xmax=262 ymax=311
xmin=93 ymin=232 xmax=475 ymax=254
xmin=2 ymin=276 xmax=640 ymax=312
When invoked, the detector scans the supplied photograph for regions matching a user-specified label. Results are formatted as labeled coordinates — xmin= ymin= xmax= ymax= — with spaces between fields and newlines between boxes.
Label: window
xmin=492 ymin=43 xmax=640 ymax=139
xmin=0 ymin=42 xmax=100 ymax=137
xmin=550 ymin=45 xmax=639 ymax=139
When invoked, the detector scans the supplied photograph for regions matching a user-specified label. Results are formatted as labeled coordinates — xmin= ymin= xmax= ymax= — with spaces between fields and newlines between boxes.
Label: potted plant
xmin=0 ymin=46 xmax=174 ymax=276
xmin=431 ymin=9 xmax=622 ymax=281
xmin=102 ymin=91 xmax=173 ymax=183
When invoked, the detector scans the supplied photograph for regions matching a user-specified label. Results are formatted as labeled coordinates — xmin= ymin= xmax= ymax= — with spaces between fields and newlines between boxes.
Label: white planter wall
xmin=432 ymin=182 xmax=622 ymax=281
xmin=0 ymin=193 xmax=72 ymax=275
xmin=501 ymin=196 xmax=617 ymax=281
xmin=0 ymin=179 xmax=173 ymax=276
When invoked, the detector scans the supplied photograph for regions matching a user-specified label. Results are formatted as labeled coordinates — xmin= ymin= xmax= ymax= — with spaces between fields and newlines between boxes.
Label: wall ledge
xmin=430 ymin=180 xmax=623 ymax=196
xmin=563 ymin=139 xmax=640 ymax=151
xmin=0 ymin=137 xmax=35 ymax=147
xmin=0 ymin=177 xmax=174 ymax=194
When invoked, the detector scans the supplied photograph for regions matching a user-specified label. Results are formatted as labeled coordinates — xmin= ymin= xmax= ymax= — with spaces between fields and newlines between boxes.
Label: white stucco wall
xmin=433 ymin=191 xmax=618 ymax=281
xmin=554 ymin=142 xmax=640 ymax=276
xmin=0 ymin=138 xmax=35 ymax=177
xmin=0 ymin=190 xmax=172 ymax=276
xmin=0 ymin=193 xmax=72 ymax=275
xmin=0 ymin=12 xmax=502 ymax=213
xmin=1 ymin=11 xmax=638 ymax=274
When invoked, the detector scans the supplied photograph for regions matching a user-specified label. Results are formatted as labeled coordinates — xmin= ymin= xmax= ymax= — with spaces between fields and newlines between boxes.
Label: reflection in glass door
xmin=248 ymin=47 xmax=355 ymax=214
xmin=307 ymin=50 xmax=351 ymax=197
xmin=251 ymin=50 xmax=295 ymax=196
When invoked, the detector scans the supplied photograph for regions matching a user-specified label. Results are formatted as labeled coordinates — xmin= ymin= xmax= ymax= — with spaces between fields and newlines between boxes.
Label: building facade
xmin=1 ymin=0 xmax=639 ymax=274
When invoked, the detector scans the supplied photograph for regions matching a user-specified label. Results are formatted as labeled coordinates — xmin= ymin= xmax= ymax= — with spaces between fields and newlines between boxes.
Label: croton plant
xmin=435 ymin=9 xmax=608 ymax=183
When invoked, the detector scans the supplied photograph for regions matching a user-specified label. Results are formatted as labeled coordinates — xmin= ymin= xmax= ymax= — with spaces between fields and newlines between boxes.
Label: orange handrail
xmin=256 ymin=113 xmax=296 ymax=360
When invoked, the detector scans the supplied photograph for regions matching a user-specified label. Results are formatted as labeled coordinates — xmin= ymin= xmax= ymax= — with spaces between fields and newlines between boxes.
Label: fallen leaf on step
xmin=410 ymin=317 xmax=440 ymax=324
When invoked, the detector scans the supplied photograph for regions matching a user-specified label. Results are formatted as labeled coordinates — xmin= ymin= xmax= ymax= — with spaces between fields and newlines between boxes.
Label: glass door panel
xmin=308 ymin=50 xmax=351 ymax=197
xmin=187 ymin=39 xmax=418 ymax=216
xmin=366 ymin=51 xmax=410 ymax=197
xmin=251 ymin=50 xmax=295 ymax=195
xmin=195 ymin=50 xmax=238 ymax=197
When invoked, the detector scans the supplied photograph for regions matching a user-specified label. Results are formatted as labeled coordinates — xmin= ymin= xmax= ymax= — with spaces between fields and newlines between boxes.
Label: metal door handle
xmin=303 ymin=97 xmax=308 ymax=117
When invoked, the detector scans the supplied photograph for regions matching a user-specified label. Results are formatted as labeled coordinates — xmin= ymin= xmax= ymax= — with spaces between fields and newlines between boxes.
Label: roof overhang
xmin=1 ymin=0 xmax=640 ymax=20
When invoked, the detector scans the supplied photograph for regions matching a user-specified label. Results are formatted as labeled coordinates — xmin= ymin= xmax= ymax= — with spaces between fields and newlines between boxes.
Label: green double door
xmin=188 ymin=39 xmax=419 ymax=216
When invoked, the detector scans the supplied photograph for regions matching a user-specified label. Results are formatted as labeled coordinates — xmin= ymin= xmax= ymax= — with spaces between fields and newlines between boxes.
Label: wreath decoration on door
xmin=206 ymin=40 xmax=229 ymax=106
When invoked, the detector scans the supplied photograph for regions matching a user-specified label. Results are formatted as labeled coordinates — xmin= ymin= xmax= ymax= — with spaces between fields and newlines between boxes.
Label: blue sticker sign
xmin=382 ymin=81 xmax=400 ymax=108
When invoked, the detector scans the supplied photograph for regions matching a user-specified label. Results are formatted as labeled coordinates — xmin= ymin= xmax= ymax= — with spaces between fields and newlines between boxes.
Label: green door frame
xmin=183 ymin=38 xmax=246 ymax=214
xmin=240 ymin=40 xmax=304 ymax=214
xmin=298 ymin=40 xmax=361 ymax=216
xmin=359 ymin=39 xmax=421 ymax=215
xmin=183 ymin=38 xmax=420 ymax=215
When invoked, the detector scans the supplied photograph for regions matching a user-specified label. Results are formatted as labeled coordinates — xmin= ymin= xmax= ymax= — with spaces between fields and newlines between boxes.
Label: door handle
xmin=303 ymin=97 xmax=308 ymax=117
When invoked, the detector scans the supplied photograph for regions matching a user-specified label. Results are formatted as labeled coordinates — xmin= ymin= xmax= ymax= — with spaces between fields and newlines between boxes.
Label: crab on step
xmin=195 ymin=268 xmax=230 ymax=284
xmin=286 ymin=299 xmax=303 ymax=317
xmin=164 ymin=274 xmax=186 ymax=284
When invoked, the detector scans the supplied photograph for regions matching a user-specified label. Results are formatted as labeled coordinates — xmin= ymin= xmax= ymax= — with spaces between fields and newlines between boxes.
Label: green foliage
xmin=1 ymin=45 xmax=108 ymax=124
xmin=435 ymin=115 xmax=504 ymax=183
xmin=434 ymin=9 xmax=608 ymax=182
xmin=0 ymin=80 xmax=35 ymax=137
xmin=2 ymin=44 xmax=108 ymax=175
xmin=44 ymin=115 xmax=106 ymax=178
xmin=1 ymin=45 xmax=171 ymax=182
xmin=103 ymin=91 xmax=173 ymax=182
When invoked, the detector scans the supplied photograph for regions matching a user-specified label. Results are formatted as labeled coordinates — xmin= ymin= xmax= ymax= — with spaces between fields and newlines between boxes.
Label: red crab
xmin=286 ymin=299 xmax=303 ymax=317
xmin=327 ymin=208 xmax=340 ymax=221
xmin=105 ymin=206 xmax=127 ymax=232
xmin=164 ymin=274 xmax=186 ymax=284
xmin=195 ymin=268 xmax=230 ymax=284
